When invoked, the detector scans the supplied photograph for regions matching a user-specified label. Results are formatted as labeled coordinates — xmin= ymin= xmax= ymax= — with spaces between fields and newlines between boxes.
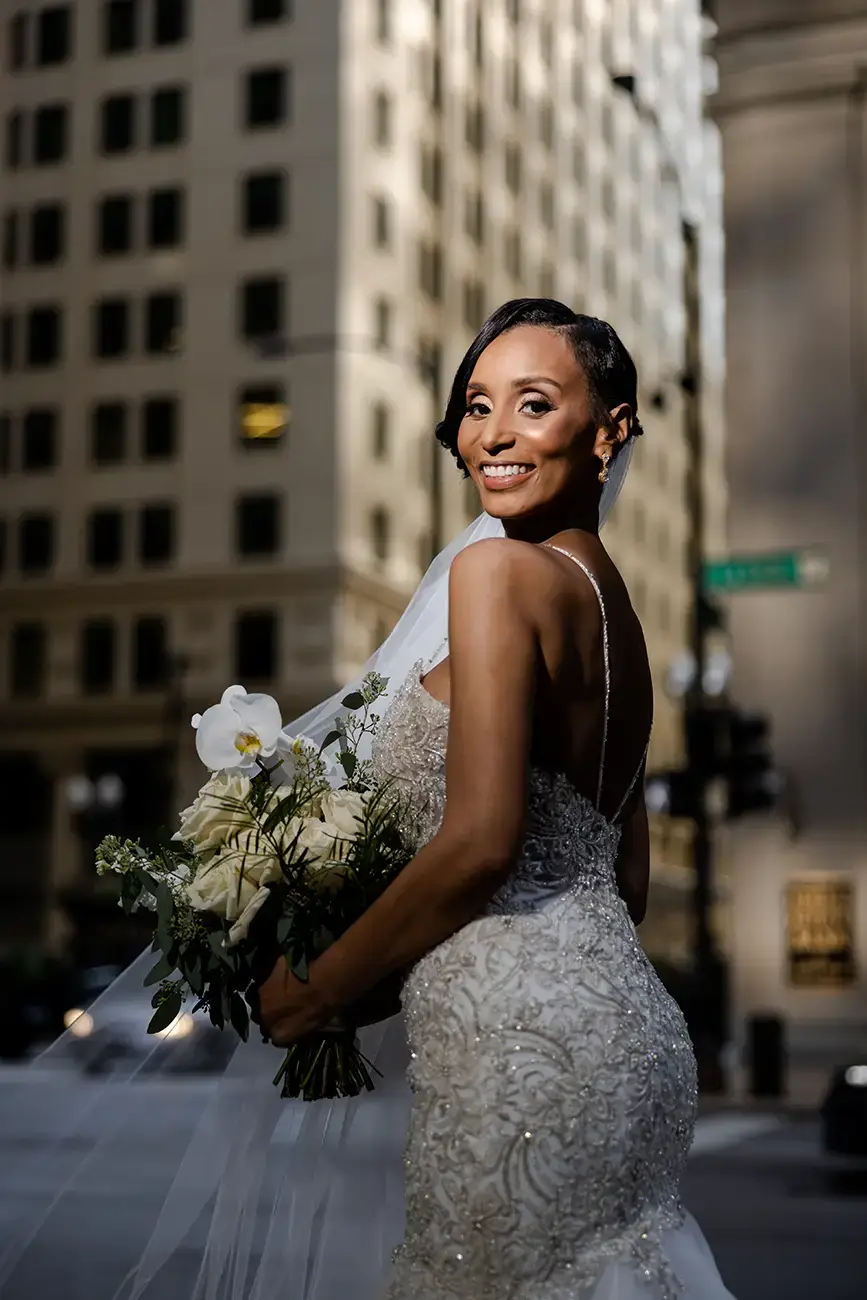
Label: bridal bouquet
xmin=95 ymin=673 xmax=413 ymax=1100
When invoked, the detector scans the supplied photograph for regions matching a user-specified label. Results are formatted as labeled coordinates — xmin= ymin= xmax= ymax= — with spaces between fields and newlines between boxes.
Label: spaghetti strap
xmin=542 ymin=544 xmax=610 ymax=810
xmin=542 ymin=544 xmax=651 ymax=822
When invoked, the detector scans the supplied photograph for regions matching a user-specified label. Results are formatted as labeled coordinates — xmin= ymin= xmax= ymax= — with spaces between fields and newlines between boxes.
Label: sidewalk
xmin=698 ymin=1061 xmax=829 ymax=1118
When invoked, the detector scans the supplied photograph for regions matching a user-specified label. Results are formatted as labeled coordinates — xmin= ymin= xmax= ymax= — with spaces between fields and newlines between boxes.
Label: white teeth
xmin=482 ymin=464 xmax=532 ymax=478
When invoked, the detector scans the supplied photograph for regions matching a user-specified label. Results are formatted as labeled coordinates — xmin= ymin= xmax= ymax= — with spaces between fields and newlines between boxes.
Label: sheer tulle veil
xmin=0 ymin=447 xmax=633 ymax=1300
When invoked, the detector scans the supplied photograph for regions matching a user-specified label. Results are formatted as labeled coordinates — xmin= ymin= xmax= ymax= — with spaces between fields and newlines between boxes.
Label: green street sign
xmin=703 ymin=548 xmax=829 ymax=593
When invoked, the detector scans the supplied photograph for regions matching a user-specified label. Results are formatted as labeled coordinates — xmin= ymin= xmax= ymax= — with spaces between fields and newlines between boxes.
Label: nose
xmin=479 ymin=405 xmax=518 ymax=454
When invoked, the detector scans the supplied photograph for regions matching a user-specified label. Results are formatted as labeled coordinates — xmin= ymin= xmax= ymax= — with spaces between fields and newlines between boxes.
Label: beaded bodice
xmin=369 ymin=665 xmax=624 ymax=916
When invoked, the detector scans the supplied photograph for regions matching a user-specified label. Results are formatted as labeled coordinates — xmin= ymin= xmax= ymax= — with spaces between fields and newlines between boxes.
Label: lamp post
xmin=610 ymin=72 xmax=725 ymax=1082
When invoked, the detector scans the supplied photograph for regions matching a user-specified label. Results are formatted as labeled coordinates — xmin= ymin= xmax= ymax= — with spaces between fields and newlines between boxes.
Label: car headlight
xmin=844 ymin=1065 xmax=867 ymax=1087
xmin=64 ymin=1008 xmax=95 ymax=1039
xmin=154 ymin=1012 xmax=195 ymax=1041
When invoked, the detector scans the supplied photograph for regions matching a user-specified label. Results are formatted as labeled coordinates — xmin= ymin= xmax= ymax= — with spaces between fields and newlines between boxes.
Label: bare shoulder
xmin=450 ymin=536 xmax=567 ymax=600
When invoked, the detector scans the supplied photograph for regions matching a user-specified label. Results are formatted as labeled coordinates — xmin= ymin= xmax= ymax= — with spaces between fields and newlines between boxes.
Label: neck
xmin=500 ymin=495 xmax=601 ymax=545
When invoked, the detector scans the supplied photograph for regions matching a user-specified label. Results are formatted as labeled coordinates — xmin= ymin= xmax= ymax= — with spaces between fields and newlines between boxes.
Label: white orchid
xmin=192 ymin=686 xmax=282 ymax=773
xmin=276 ymin=732 xmax=338 ymax=783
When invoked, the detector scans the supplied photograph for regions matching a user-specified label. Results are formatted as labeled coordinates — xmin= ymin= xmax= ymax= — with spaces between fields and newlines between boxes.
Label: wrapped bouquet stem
xmin=96 ymin=673 xmax=413 ymax=1101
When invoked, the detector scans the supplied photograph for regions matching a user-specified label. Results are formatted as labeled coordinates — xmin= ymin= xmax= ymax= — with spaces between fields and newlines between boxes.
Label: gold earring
xmin=598 ymin=452 xmax=611 ymax=485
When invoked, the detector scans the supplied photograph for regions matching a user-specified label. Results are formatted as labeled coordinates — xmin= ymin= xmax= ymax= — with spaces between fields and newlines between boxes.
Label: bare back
xmin=421 ymin=532 xmax=652 ymax=825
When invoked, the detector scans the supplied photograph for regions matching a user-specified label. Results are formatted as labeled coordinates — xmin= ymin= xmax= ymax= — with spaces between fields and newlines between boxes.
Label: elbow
xmin=437 ymin=826 xmax=517 ymax=886
xmin=624 ymin=890 xmax=647 ymax=926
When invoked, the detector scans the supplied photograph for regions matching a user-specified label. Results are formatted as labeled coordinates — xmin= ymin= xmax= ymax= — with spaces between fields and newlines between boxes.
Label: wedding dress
xmin=367 ymin=550 xmax=736 ymax=1300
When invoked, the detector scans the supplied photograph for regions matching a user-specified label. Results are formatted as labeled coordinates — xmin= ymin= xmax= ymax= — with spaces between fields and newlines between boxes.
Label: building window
xmin=34 ymin=104 xmax=68 ymax=164
xmin=504 ymin=141 xmax=522 ymax=194
xmin=371 ymin=401 xmax=389 ymax=460
xmin=420 ymin=144 xmax=443 ymax=205
xmin=463 ymin=280 xmax=485 ymax=331
xmin=372 ymin=194 xmax=391 ymax=250
xmin=372 ymin=90 xmax=391 ymax=146
xmin=237 ymin=494 xmax=281 ymax=556
xmin=147 ymin=187 xmax=184 ymax=248
xmin=139 ymin=503 xmax=175 ymax=565
xmin=142 ymin=397 xmax=178 ymax=459
xmin=234 ymin=611 xmax=277 ymax=680
xmin=238 ymin=383 xmax=288 ymax=446
xmin=11 ymin=624 xmax=46 ymax=698
xmin=603 ymin=246 xmax=617 ymax=295
xmin=243 ymin=171 xmax=285 ymax=234
xmin=539 ymin=262 xmax=555 ymax=298
xmin=26 ymin=306 xmax=62 ymax=367
xmin=98 ymin=194 xmax=133 ymax=255
xmin=91 ymin=401 xmax=127 ymax=464
xmin=602 ymin=174 xmax=616 ymax=220
xmin=602 ymin=101 xmax=615 ymax=149
xmin=241 ymin=276 xmax=284 ymax=340
xmin=19 ymin=513 xmax=55 ymax=574
xmin=1 ymin=312 xmax=16 ymax=371
xmin=539 ymin=100 xmax=554 ymax=150
xmin=81 ymin=620 xmax=116 ymax=695
xmin=101 ymin=95 xmax=135 ymax=153
xmin=419 ymin=241 xmax=443 ymax=301
xmin=373 ymin=296 xmax=391 ymax=350
xmin=145 ymin=291 xmax=182 ymax=353
xmin=5 ymin=111 xmax=23 ymax=169
xmin=87 ymin=508 xmax=124 ymax=569
xmin=94 ymin=298 xmax=130 ymax=359
xmin=505 ymin=58 xmax=521 ymax=110
xmin=245 ymin=67 xmax=288 ymax=128
xmin=36 ymin=5 xmax=72 ymax=65
xmin=22 ymin=408 xmax=58 ymax=471
xmin=103 ymin=0 xmax=137 ymax=54
xmin=506 ymin=0 xmax=521 ymax=24
xmin=248 ymin=0 xmax=288 ymax=24
xmin=9 ymin=13 xmax=28 ymax=70
xmin=465 ymin=102 xmax=484 ymax=153
xmin=0 ymin=413 xmax=10 ymax=472
xmin=150 ymin=86 xmax=185 ymax=146
xmin=375 ymin=0 xmax=391 ymax=44
xmin=30 ymin=203 xmax=65 ymax=264
xmin=504 ymin=227 xmax=522 ymax=280
xmin=3 ymin=209 xmax=18 ymax=268
xmin=370 ymin=506 xmax=389 ymax=564
xmin=153 ymin=0 xmax=187 ymax=46
xmin=572 ymin=140 xmax=586 ymax=184
xmin=572 ymin=213 xmax=586 ymax=261
xmin=132 ymin=616 xmax=167 ymax=690
xmin=465 ymin=190 xmax=484 ymax=245
xmin=540 ymin=181 xmax=555 ymax=230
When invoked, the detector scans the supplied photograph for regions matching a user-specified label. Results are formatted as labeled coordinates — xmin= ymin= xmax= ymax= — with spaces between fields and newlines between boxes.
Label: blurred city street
xmin=1 ymin=1068 xmax=865 ymax=1300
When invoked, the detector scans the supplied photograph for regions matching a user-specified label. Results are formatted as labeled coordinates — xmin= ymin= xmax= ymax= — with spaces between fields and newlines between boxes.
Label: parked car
xmin=60 ymin=965 xmax=236 ymax=1075
xmin=820 ymin=1064 xmax=867 ymax=1158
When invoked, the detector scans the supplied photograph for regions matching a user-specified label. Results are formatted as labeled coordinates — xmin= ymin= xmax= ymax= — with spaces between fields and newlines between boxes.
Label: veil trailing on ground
xmin=0 ymin=454 xmax=633 ymax=1300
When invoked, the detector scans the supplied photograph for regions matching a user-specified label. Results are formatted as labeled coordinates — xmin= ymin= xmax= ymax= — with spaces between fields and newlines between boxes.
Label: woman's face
xmin=456 ymin=325 xmax=602 ymax=524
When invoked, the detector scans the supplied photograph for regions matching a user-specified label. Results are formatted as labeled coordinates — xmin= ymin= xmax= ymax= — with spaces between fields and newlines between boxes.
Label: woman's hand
xmin=257 ymin=958 xmax=334 ymax=1047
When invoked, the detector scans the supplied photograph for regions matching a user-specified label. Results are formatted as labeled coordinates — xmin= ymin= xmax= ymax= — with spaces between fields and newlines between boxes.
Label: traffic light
xmin=725 ymin=709 xmax=778 ymax=818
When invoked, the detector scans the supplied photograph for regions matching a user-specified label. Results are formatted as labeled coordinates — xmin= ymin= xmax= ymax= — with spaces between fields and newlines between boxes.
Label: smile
xmin=481 ymin=464 xmax=535 ymax=489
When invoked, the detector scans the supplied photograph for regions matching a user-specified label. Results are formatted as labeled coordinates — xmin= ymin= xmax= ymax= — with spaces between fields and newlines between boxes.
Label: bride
xmin=254 ymin=299 xmax=736 ymax=1299
xmin=0 ymin=299 xmax=735 ymax=1300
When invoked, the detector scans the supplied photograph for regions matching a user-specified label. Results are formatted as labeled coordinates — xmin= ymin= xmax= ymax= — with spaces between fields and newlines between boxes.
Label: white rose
xmin=319 ymin=789 xmax=368 ymax=840
xmin=173 ymin=773 xmax=253 ymax=853
xmin=185 ymin=842 xmax=281 ymax=921
xmin=226 ymin=885 xmax=272 ymax=947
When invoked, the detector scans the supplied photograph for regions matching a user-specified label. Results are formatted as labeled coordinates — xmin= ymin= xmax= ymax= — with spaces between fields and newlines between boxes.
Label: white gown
xmin=366 ymin=552 xmax=737 ymax=1300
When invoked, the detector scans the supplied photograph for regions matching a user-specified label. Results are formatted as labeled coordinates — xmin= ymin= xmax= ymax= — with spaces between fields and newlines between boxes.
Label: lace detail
xmin=369 ymin=666 xmax=698 ymax=1300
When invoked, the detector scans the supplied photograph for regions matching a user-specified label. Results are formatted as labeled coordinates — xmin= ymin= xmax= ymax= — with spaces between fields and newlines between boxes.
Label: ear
xmin=591 ymin=403 xmax=634 ymax=461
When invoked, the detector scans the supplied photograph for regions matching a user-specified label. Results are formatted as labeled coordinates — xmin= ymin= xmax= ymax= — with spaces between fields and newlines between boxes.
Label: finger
xmin=269 ymin=1018 xmax=297 ymax=1048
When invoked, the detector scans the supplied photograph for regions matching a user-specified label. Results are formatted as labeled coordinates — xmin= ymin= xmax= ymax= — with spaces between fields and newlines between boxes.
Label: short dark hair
xmin=435 ymin=298 xmax=642 ymax=475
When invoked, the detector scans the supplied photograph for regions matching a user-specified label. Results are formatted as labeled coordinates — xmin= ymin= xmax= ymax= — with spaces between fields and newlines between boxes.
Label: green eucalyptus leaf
xmin=147 ymin=991 xmax=183 ymax=1035
xmin=341 ymin=691 xmax=365 ymax=711
xmin=340 ymin=751 xmax=357 ymax=778
xmin=322 ymin=730 xmax=342 ymax=749
xmin=143 ymin=954 xmax=175 ymax=987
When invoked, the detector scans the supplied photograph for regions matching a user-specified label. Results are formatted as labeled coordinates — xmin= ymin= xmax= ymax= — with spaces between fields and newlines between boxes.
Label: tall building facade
xmin=0 ymin=0 xmax=724 ymax=964
xmin=715 ymin=0 xmax=867 ymax=1081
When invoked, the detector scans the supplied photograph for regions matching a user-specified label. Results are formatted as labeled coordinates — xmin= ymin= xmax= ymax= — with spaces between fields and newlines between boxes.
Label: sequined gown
xmin=368 ymin=553 xmax=736 ymax=1300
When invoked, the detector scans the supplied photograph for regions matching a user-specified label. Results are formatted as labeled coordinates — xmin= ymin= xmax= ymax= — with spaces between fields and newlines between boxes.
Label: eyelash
xmin=465 ymin=397 xmax=553 ymax=418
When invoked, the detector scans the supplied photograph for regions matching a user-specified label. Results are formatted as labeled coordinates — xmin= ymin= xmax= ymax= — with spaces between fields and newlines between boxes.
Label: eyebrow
xmin=466 ymin=375 xmax=563 ymax=394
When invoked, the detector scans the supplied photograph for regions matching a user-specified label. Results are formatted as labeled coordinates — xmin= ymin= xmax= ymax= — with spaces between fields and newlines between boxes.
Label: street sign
xmin=703 ymin=548 xmax=829 ymax=593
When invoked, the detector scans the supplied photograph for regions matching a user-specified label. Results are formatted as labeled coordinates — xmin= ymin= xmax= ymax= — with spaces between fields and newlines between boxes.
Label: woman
xmin=256 ymin=300 xmax=737 ymax=1300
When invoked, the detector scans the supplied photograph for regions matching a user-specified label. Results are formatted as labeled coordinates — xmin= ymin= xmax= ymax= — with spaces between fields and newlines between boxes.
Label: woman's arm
xmin=614 ymin=794 xmax=650 ymax=925
xmin=258 ymin=538 xmax=540 ymax=1040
